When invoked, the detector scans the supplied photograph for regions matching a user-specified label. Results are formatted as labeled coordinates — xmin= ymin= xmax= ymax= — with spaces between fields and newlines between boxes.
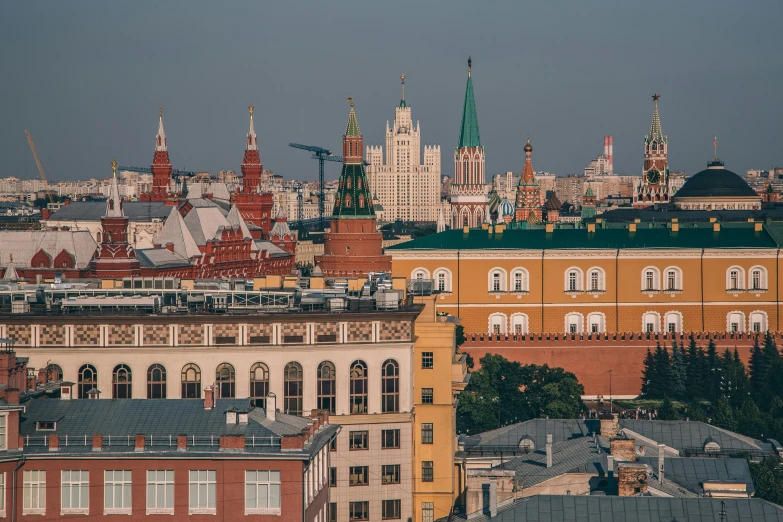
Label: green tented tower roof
xmin=458 ymin=58 xmax=481 ymax=149
xmin=332 ymin=165 xmax=375 ymax=219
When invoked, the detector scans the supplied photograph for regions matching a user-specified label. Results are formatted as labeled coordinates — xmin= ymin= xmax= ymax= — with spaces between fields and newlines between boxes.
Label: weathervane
xmin=249 ymin=105 xmax=254 ymax=116
xmin=111 ymin=158 xmax=117 ymax=178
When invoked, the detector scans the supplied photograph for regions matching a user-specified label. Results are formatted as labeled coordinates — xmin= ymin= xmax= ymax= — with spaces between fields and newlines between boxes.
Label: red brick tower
xmin=141 ymin=107 xmax=174 ymax=202
xmin=514 ymin=139 xmax=543 ymax=222
xmin=232 ymin=105 xmax=274 ymax=236
xmin=316 ymin=99 xmax=391 ymax=277
xmin=91 ymin=159 xmax=140 ymax=277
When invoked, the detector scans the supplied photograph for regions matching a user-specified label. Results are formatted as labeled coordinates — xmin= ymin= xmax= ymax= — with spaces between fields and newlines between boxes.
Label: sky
xmin=2 ymin=0 xmax=782 ymax=183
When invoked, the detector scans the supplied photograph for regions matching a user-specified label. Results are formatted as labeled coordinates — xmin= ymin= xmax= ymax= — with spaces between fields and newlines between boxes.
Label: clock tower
xmin=634 ymin=93 xmax=671 ymax=207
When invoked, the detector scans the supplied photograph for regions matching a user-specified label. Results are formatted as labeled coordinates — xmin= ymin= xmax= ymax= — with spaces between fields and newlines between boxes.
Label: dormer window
xmin=36 ymin=421 xmax=56 ymax=431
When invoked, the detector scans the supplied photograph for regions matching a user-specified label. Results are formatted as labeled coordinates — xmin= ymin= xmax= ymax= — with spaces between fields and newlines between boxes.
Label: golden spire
xmin=347 ymin=97 xmax=353 ymax=107
xmin=159 ymin=106 xmax=163 ymax=119
xmin=249 ymin=105 xmax=254 ymax=117
xmin=111 ymin=158 xmax=117 ymax=178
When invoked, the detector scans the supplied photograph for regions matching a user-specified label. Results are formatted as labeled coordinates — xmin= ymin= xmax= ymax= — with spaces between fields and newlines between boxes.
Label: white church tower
xmin=366 ymin=75 xmax=442 ymax=222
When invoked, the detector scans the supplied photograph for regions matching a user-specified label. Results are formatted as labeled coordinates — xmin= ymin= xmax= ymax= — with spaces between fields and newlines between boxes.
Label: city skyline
xmin=2 ymin=1 xmax=782 ymax=182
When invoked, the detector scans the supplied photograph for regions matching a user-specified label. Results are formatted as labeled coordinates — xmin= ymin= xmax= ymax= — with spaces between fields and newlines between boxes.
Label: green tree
xmin=657 ymin=397 xmax=677 ymax=420
xmin=641 ymin=348 xmax=655 ymax=397
xmin=704 ymin=340 xmax=721 ymax=402
xmin=749 ymin=336 xmax=764 ymax=397
xmin=736 ymin=398 xmax=767 ymax=439
xmin=714 ymin=396 xmax=737 ymax=432
xmin=522 ymin=365 xmax=585 ymax=420
xmin=670 ymin=341 xmax=687 ymax=400
xmin=181 ymin=178 xmax=189 ymax=197
xmin=685 ymin=336 xmax=703 ymax=399
xmin=749 ymin=457 xmax=783 ymax=505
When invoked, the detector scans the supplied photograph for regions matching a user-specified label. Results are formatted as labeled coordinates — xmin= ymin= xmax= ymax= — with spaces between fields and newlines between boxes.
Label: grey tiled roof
xmin=639 ymin=457 xmax=754 ymax=497
xmin=620 ymin=420 xmax=773 ymax=453
xmin=457 ymin=496 xmax=783 ymax=522
xmin=464 ymin=419 xmax=598 ymax=450
xmin=48 ymin=201 xmax=171 ymax=221
xmin=135 ymin=247 xmax=191 ymax=268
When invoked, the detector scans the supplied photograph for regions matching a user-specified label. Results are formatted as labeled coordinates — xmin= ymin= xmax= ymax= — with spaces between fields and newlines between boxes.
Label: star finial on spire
xmin=468 ymin=56 xmax=472 ymax=77
xmin=652 ymin=93 xmax=660 ymax=102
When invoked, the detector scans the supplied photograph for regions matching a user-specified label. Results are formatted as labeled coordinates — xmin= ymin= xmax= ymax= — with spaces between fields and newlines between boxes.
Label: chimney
xmin=219 ymin=434 xmax=245 ymax=451
xmin=657 ymin=443 xmax=665 ymax=484
xmin=204 ymin=386 xmax=214 ymax=410
xmin=546 ymin=434 xmax=553 ymax=468
xmin=87 ymin=388 xmax=101 ymax=399
xmin=177 ymin=434 xmax=187 ymax=452
xmin=755 ymin=222 xmax=763 ymax=232
xmin=489 ymin=477 xmax=498 ymax=517
xmin=610 ymin=437 xmax=637 ymax=461
xmin=606 ymin=454 xmax=614 ymax=475
xmin=37 ymin=367 xmax=47 ymax=385
xmin=281 ymin=434 xmax=304 ymax=451
xmin=545 ymin=223 xmax=554 ymax=233
xmin=41 ymin=209 xmax=51 ymax=220
xmin=713 ymin=222 xmax=721 ymax=232
xmin=672 ymin=222 xmax=679 ymax=232
xmin=266 ymin=392 xmax=276 ymax=421
xmin=604 ymin=136 xmax=609 ymax=159
xmin=135 ymin=434 xmax=145 ymax=452
xmin=60 ymin=384 xmax=72 ymax=400
xmin=608 ymin=136 xmax=613 ymax=171
xmin=5 ymin=388 xmax=19 ymax=405
xmin=49 ymin=434 xmax=60 ymax=452
xmin=587 ymin=223 xmax=596 ymax=233
xmin=618 ymin=462 xmax=648 ymax=496
xmin=462 ymin=226 xmax=469 ymax=234
xmin=92 ymin=434 xmax=103 ymax=452
xmin=629 ymin=223 xmax=636 ymax=232
xmin=165 ymin=242 xmax=175 ymax=252
xmin=226 ymin=408 xmax=237 ymax=425
xmin=64 ymin=199 xmax=71 ymax=206
xmin=600 ymin=413 xmax=619 ymax=437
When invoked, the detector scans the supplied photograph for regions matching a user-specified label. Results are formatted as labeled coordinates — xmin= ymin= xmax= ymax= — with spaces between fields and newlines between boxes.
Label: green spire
xmin=585 ymin=186 xmax=595 ymax=197
xmin=345 ymin=98 xmax=361 ymax=137
xmin=647 ymin=93 xmax=666 ymax=143
xmin=458 ymin=57 xmax=481 ymax=149
xmin=332 ymin=165 xmax=375 ymax=219
xmin=399 ymin=74 xmax=407 ymax=108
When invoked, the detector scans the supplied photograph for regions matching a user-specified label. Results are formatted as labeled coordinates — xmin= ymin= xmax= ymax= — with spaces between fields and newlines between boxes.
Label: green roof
xmin=332 ymin=164 xmax=375 ymax=219
xmin=458 ymin=74 xmax=481 ymax=149
xmin=345 ymin=103 xmax=361 ymax=137
xmin=386 ymin=225 xmax=778 ymax=251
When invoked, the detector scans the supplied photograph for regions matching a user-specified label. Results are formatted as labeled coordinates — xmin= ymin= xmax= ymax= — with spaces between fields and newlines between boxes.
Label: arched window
xmin=147 ymin=364 xmax=166 ymax=399
xmin=412 ymin=268 xmax=430 ymax=280
xmin=78 ymin=364 xmax=98 ymax=399
xmin=350 ymin=360 xmax=368 ymax=414
xmin=381 ymin=359 xmax=399 ymax=413
xmin=359 ymin=195 xmax=365 ymax=208
xmin=704 ymin=440 xmax=721 ymax=452
xmin=317 ymin=361 xmax=336 ymax=414
xmin=216 ymin=363 xmax=235 ymax=398
xmin=488 ymin=313 xmax=508 ymax=335
xmin=564 ymin=268 xmax=583 ymax=292
xmin=488 ymin=268 xmax=507 ymax=292
xmin=510 ymin=313 xmax=529 ymax=335
xmin=642 ymin=312 xmax=661 ymax=333
xmin=726 ymin=266 xmax=745 ymax=291
xmin=664 ymin=267 xmax=682 ymax=291
xmin=511 ymin=268 xmax=529 ymax=292
xmin=664 ymin=312 xmax=683 ymax=333
xmin=586 ymin=268 xmax=605 ymax=292
xmin=108 ymin=199 xmax=114 ymax=211
xmin=346 ymin=177 xmax=352 ymax=189
xmin=750 ymin=311 xmax=768 ymax=333
xmin=565 ymin=313 xmax=584 ymax=334
xmin=727 ymin=311 xmax=746 ymax=333
xmin=749 ymin=266 xmax=768 ymax=290
xmin=519 ymin=438 xmax=535 ymax=452
xmin=433 ymin=268 xmax=451 ymax=292
xmin=641 ymin=267 xmax=660 ymax=291
xmin=345 ymin=195 xmax=352 ymax=207
xmin=46 ymin=363 xmax=63 ymax=382
xmin=112 ymin=365 xmax=132 ymax=398
xmin=284 ymin=362 xmax=303 ymax=415
xmin=250 ymin=363 xmax=269 ymax=408
xmin=181 ymin=363 xmax=201 ymax=399
xmin=587 ymin=312 xmax=605 ymax=333
xmin=358 ymin=178 xmax=363 ymax=190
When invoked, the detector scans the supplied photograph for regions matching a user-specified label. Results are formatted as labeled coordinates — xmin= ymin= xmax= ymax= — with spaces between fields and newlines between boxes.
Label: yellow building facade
xmin=411 ymin=296 xmax=469 ymax=522
xmin=390 ymin=222 xmax=781 ymax=335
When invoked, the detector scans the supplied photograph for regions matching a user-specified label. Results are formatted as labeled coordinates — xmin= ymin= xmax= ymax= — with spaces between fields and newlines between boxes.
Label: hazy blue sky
xmin=2 ymin=0 xmax=781 ymax=182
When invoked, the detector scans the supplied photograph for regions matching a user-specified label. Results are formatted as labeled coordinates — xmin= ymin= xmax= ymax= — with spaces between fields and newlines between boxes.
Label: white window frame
xmin=641 ymin=267 xmax=661 ymax=291
xmin=0 ymin=414 xmax=6 ymax=451
xmin=488 ymin=267 xmax=507 ymax=292
xmin=726 ymin=266 xmax=745 ymax=291
xmin=587 ymin=312 xmax=606 ymax=333
xmin=23 ymin=470 xmax=46 ymax=515
xmin=564 ymin=267 xmax=584 ymax=292
xmin=104 ymin=470 xmax=132 ymax=515
xmin=727 ymin=311 xmax=746 ymax=333
xmin=422 ymin=502 xmax=435 ymax=522
xmin=749 ymin=265 xmax=767 ymax=291
xmin=565 ymin=312 xmax=584 ymax=334
xmin=411 ymin=268 xmax=430 ymax=281
xmin=488 ymin=313 xmax=507 ymax=335
xmin=433 ymin=268 xmax=452 ymax=292
xmin=663 ymin=266 xmax=682 ymax=291
xmin=189 ymin=470 xmax=217 ymax=515
xmin=586 ymin=267 xmax=605 ymax=292
xmin=750 ymin=310 xmax=767 ymax=333
xmin=61 ymin=470 xmax=89 ymax=515
xmin=664 ymin=311 xmax=683 ymax=333
xmin=245 ymin=470 xmax=282 ymax=515
xmin=642 ymin=312 xmax=661 ymax=333
xmin=511 ymin=268 xmax=529 ymax=292
xmin=147 ymin=470 xmax=175 ymax=515
xmin=0 ymin=472 xmax=5 ymax=518
xmin=510 ymin=313 xmax=529 ymax=335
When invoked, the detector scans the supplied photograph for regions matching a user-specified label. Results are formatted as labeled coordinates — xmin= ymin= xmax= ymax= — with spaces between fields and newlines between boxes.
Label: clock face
xmin=646 ymin=169 xmax=661 ymax=184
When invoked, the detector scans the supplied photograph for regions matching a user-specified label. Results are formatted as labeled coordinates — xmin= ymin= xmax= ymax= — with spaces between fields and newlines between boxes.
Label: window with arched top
xmin=587 ymin=312 xmax=605 ymax=333
xmin=112 ymin=364 xmax=132 ymax=399
xmin=641 ymin=267 xmax=661 ymax=291
xmin=488 ymin=313 xmax=508 ymax=335
xmin=749 ymin=266 xmax=768 ymax=291
xmin=359 ymin=195 xmax=365 ymax=208
xmin=564 ymin=268 xmax=584 ymax=292
xmin=284 ymin=362 xmax=303 ymax=416
xmin=704 ymin=441 xmax=721 ymax=452
xmin=181 ymin=363 xmax=201 ymax=399
xmin=565 ymin=313 xmax=584 ymax=334
xmin=664 ymin=312 xmax=683 ymax=333
xmin=664 ymin=267 xmax=682 ymax=291
xmin=47 ymin=363 xmax=63 ymax=382
xmin=412 ymin=268 xmax=430 ymax=281
xmin=433 ymin=268 xmax=451 ymax=292
xmin=381 ymin=359 xmax=400 ymax=413
xmin=350 ymin=360 xmax=368 ymax=414
xmin=78 ymin=364 xmax=98 ymax=399
xmin=250 ymin=363 xmax=269 ymax=408
xmin=346 ymin=177 xmax=352 ymax=189
xmin=358 ymin=178 xmax=363 ymax=189
xmin=147 ymin=364 xmax=166 ymax=399
xmin=488 ymin=268 xmax=507 ymax=292
xmin=108 ymin=199 xmax=114 ymax=211
xmin=727 ymin=311 xmax=745 ymax=333
xmin=750 ymin=311 xmax=768 ymax=333
xmin=586 ymin=267 xmax=605 ymax=292
xmin=726 ymin=266 xmax=745 ymax=291
xmin=510 ymin=313 xmax=529 ymax=335
xmin=216 ymin=363 xmax=235 ymax=398
xmin=642 ymin=312 xmax=661 ymax=333
xmin=511 ymin=268 xmax=529 ymax=292
xmin=519 ymin=438 xmax=535 ymax=452
xmin=344 ymin=195 xmax=352 ymax=207
xmin=317 ymin=361 xmax=336 ymax=414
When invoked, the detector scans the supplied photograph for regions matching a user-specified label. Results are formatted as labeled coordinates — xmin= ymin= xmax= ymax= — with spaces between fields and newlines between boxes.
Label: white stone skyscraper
xmin=366 ymin=75 xmax=441 ymax=222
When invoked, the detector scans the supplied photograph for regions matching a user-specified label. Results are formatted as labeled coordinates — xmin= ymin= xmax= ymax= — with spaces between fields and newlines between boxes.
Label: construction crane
xmin=24 ymin=130 xmax=54 ymax=204
xmin=297 ymin=183 xmax=304 ymax=225
xmin=288 ymin=143 xmax=369 ymax=228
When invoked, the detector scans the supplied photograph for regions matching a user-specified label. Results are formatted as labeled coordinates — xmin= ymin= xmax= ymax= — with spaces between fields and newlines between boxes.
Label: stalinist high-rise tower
xmin=365 ymin=75 xmax=441 ymax=222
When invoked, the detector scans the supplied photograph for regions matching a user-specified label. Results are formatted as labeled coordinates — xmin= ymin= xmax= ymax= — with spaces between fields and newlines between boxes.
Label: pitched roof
xmin=154 ymin=206 xmax=201 ymax=258
xmin=387 ymin=225 xmax=779 ymax=251
xmin=464 ymin=419 xmax=596 ymax=451
xmin=345 ymin=102 xmax=361 ymax=137
xmin=620 ymin=420 xmax=773 ymax=453
xmin=0 ymin=230 xmax=97 ymax=268
xmin=47 ymin=201 xmax=171 ymax=222
xmin=458 ymin=67 xmax=481 ymax=149
xmin=639 ymin=457 xmax=754 ymax=496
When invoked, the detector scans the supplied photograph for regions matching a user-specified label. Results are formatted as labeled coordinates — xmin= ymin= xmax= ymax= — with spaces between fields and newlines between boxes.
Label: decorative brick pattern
xmin=379 ymin=320 xmax=411 ymax=341
xmin=246 ymin=323 xmax=273 ymax=344
xmin=39 ymin=325 xmax=65 ymax=346
xmin=6 ymin=324 xmax=31 ymax=346
xmin=314 ymin=322 xmax=339 ymax=336
xmin=107 ymin=324 xmax=134 ymax=345
xmin=280 ymin=323 xmax=307 ymax=337
xmin=346 ymin=321 xmax=373 ymax=342
xmin=143 ymin=325 xmax=170 ymax=346
xmin=74 ymin=325 xmax=100 ymax=346
xmin=177 ymin=324 xmax=204 ymax=345
xmin=213 ymin=324 xmax=239 ymax=344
